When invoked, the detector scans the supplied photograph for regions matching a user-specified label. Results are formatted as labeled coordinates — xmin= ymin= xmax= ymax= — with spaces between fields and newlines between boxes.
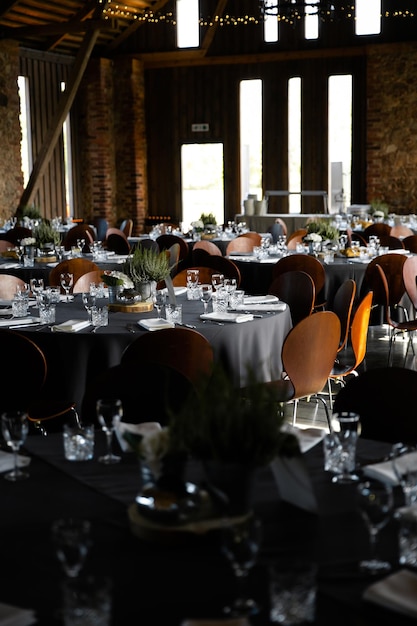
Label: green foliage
xmin=19 ymin=205 xmax=42 ymax=219
xmin=125 ymin=244 xmax=171 ymax=283
xmin=33 ymin=220 xmax=61 ymax=246
xmin=200 ymin=212 xmax=217 ymax=226
xmin=305 ymin=219 xmax=339 ymax=241
xmin=169 ymin=364 xmax=300 ymax=468
xmin=370 ymin=199 xmax=389 ymax=217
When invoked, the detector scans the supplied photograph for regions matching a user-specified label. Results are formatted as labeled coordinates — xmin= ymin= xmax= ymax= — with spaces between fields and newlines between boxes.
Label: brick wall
xmin=367 ymin=42 xmax=417 ymax=213
xmin=0 ymin=41 xmax=23 ymax=223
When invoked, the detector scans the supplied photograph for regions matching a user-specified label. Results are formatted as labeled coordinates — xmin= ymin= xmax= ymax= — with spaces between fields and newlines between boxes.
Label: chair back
xmin=332 ymin=279 xmax=357 ymax=352
xmin=0 ymin=274 xmax=27 ymax=299
xmin=333 ymin=366 xmax=417 ymax=443
xmin=378 ymin=234 xmax=404 ymax=250
xmin=363 ymin=222 xmax=391 ymax=240
xmin=286 ymin=228 xmax=307 ymax=250
xmin=49 ymin=258 xmax=100 ymax=290
xmin=3 ymin=227 xmax=32 ymax=245
xmin=198 ymin=255 xmax=241 ymax=286
xmin=226 ymin=236 xmax=256 ymax=255
xmin=268 ymin=271 xmax=315 ymax=326
xmin=282 ymin=311 xmax=340 ymax=400
xmin=361 ymin=253 xmax=406 ymax=308
xmin=349 ymin=291 xmax=373 ymax=369
xmin=239 ymin=232 xmax=262 ymax=246
xmin=272 ymin=253 xmax=326 ymax=308
xmin=62 ymin=224 xmax=95 ymax=251
xmin=403 ymin=255 xmax=417 ymax=311
xmin=156 ymin=234 xmax=190 ymax=268
xmin=138 ymin=238 xmax=160 ymax=253
xmin=172 ymin=266 xmax=218 ymax=287
xmin=192 ymin=240 xmax=223 ymax=257
xmin=92 ymin=217 xmax=109 ymax=241
xmin=402 ymin=235 xmax=417 ymax=254
xmin=106 ymin=232 xmax=131 ymax=255
xmin=120 ymin=219 xmax=133 ymax=238
xmin=121 ymin=326 xmax=214 ymax=387
xmin=390 ymin=224 xmax=414 ymax=238
xmin=0 ymin=240 xmax=15 ymax=252
xmin=72 ymin=270 xmax=105 ymax=293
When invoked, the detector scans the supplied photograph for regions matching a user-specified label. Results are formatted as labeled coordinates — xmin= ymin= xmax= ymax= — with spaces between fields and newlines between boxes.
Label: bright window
xmin=305 ymin=0 xmax=319 ymax=40
xmin=177 ymin=0 xmax=199 ymax=48
xmin=263 ymin=1 xmax=278 ymax=42
xmin=17 ymin=75 xmax=32 ymax=188
xmin=61 ymin=82 xmax=74 ymax=219
xmin=240 ymin=79 xmax=263 ymax=206
xmin=288 ymin=77 xmax=301 ymax=213
xmin=355 ymin=0 xmax=381 ymax=35
xmin=328 ymin=75 xmax=352 ymax=211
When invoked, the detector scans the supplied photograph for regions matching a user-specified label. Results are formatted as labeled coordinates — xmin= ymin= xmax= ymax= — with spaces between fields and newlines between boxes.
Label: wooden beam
xmin=0 ymin=18 xmax=112 ymax=40
xmin=105 ymin=0 xmax=171 ymax=52
xmin=19 ymin=2 xmax=110 ymax=209
xmin=0 ymin=1 xmax=19 ymax=19
xmin=200 ymin=0 xmax=228 ymax=55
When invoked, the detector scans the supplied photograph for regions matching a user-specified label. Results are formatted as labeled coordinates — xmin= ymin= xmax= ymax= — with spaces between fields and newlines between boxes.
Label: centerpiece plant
xmin=32 ymin=219 xmax=61 ymax=252
xmin=124 ymin=244 xmax=171 ymax=301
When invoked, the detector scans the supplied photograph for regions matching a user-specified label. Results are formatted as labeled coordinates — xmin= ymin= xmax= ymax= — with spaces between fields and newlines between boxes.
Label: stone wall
xmin=367 ymin=42 xmax=417 ymax=214
xmin=0 ymin=40 xmax=23 ymax=223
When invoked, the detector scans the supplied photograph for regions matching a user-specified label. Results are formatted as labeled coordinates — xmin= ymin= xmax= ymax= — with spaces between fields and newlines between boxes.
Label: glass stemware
xmin=81 ymin=292 xmax=96 ymax=322
xmin=212 ymin=273 xmax=225 ymax=292
xmin=60 ymin=272 xmax=74 ymax=302
xmin=357 ymin=478 xmax=394 ymax=574
xmin=51 ymin=518 xmax=91 ymax=579
xmin=30 ymin=277 xmax=45 ymax=302
xmin=1 ymin=410 xmax=29 ymax=481
xmin=96 ymin=398 xmax=122 ymax=465
xmin=390 ymin=442 xmax=417 ymax=506
xmin=221 ymin=515 xmax=262 ymax=617
xmin=199 ymin=283 xmax=213 ymax=314
xmin=15 ymin=245 xmax=24 ymax=265
xmin=153 ymin=289 xmax=166 ymax=319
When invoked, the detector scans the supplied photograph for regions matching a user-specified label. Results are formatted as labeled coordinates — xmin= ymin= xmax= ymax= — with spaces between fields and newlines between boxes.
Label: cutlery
xmin=177 ymin=322 xmax=197 ymax=329
xmin=11 ymin=322 xmax=43 ymax=329
xmin=126 ymin=323 xmax=137 ymax=333
xmin=202 ymin=320 xmax=224 ymax=326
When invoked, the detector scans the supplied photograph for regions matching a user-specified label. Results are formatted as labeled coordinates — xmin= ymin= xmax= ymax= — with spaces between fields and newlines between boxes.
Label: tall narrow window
xmin=61 ymin=82 xmax=74 ymax=219
xmin=305 ymin=0 xmax=319 ymax=40
xmin=328 ymin=75 xmax=352 ymax=211
xmin=240 ymin=79 xmax=263 ymax=207
xmin=355 ymin=0 xmax=381 ymax=35
xmin=17 ymin=76 xmax=32 ymax=188
xmin=288 ymin=77 xmax=301 ymax=213
xmin=263 ymin=1 xmax=278 ymax=43
xmin=177 ymin=0 xmax=199 ymax=48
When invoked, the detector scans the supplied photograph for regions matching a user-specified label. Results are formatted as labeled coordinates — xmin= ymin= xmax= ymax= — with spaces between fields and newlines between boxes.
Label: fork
xmin=126 ymin=323 xmax=137 ymax=333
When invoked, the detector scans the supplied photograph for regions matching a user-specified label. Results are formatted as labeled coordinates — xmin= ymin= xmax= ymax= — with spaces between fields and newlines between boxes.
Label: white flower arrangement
xmin=303 ymin=232 xmax=322 ymax=243
xmin=101 ymin=270 xmax=134 ymax=288
xmin=372 ymin=210 xmax=385 ymax=219
xmin=136 ymin=426 xmax=170 ymax=479
xmin=20 ymin=237 xmax=36 ymax=246
xmin=191 ymin=220 xmax=204 ymax=231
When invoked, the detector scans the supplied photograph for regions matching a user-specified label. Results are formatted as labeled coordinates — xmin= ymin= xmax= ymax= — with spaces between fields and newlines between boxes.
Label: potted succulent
xmin=33 ymin=220 xmax=61 ymax=256
xmin=124 ymin=244 xmax=171 ymax=301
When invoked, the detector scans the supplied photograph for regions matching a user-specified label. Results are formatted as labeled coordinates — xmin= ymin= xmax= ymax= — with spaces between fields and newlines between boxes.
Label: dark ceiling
xmin=0 ymin=0 xmax=171 ymax=57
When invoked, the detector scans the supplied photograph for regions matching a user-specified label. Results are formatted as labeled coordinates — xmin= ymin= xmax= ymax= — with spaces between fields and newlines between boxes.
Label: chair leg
xmin=292 ymin=399 xmax=299 ymax=427
xmin=314 ymin=394 xmax=333 ymax=432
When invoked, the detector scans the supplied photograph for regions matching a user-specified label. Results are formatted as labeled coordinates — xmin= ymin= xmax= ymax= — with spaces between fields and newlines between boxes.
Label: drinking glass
xmin=331 ymin=412 xmax=360 ymax=484
xmin=1 ymin=410 xmax=29 ymax=481
xmin=60 ymin=272 xmax=74 ymax=302
xmin=15 ymin=245 xmax=24 ymax=265
xmin=221 ymin=515 xmax=262 ymax=617
xmin=52 ymin=518 xmax=91 ymax=579
xmin=30 ymin=277 xmax=44 ymax=299
xmin=55 ymin=245 xmax=65 ymax=261
xmin=199 ymin=283 xmax=213 ymax=314
xmin=212 ymin=273 xmax=225 ymax=292
xmin=390 ymin=442 xmax=417 ymax=506
xmin=81 ymin=292 xmax=96 ymax=322
xmin=96 ymin=399 xmax=122 ymax=464
xmin=357 ymin=478 xmax=394 ymax=574
xmin=153 ymin=289 xmax=166 ymax=319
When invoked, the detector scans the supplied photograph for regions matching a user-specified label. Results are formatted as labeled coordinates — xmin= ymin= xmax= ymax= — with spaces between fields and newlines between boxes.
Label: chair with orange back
xmin=49 ymin=258 xmax=100 ymax=293
xmin=286 ymin=228 xmax=308 ymax=250
xmin=331 ymin=279 xmax=357 ymax=353
xmin=239 ymin=232 xmax=262 ymax=246
xmin=120 ymin=219 xmax=133 ymax=238
xmin=0 ymin=274 xmax=27 ymax=299
xmin=271 ymin=253 xmax=326 ymax=310
xmin=360 ymin=252 xmax=407 ymax=325
xmin=363 ymin=222 xmax=391 ymax=241
xmin=172 ymin=266 xmax=218 ymax=287
xmin=72 ymin=270 xmax=106 ymax=294
xmin=62 ymin=224 xmax=96 ymax=251
xmin=226 ymin=236 xmax=256 ymax=255
xmin=390 ymin=224 xmax=414 ymax=238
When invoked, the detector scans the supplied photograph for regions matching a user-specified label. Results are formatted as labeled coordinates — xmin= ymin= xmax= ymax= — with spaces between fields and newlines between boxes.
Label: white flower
xmin=304 ymin=232 xmax=322 ymax=243
xmin=191 ymin=220 xmax=204 ymax=230
xmin=139 ymin=427 xmax=170 ymax=479
xmin=102 ymin=270 xmax=134 ymax=288
xmin=373 ymin=210 xmax=385 ymax=219
xmin=20 ymin=237 xmax=36 ymax=246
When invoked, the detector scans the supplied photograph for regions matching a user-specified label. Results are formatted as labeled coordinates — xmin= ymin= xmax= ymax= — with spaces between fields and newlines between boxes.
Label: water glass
xmin=11 ymin=295 xmax=29 ymax=318
xmin=229 ymin=289 xmax=245 ymax=309
xmin=396 ymin=505 xmax=417 ymax=567
xmin=23 ymin=254 xmax=34 ymax=267
xmin=39 ymin=303 xmax=56 ymax=325
xmin=47 ymin=286 xmax=61 ymax=303
xmin=269 ymin=560 xmax=317 ymax=624
xmin=331 ymin=412 xmax=360 ymax=483
xmin=62 ymin=576 xmax=112 ymax=626
xmin=91 ymin=306 xmax=108 ymax=327
xmin=323 ymin=432 xmax=343 ymax=474
xmin=165 ymin=304 xmax=182 ymax=324
xmin=212 ymin=288 xmax=229 ymax=313
xmin=63 ymin=424 xmax=94 ymax=462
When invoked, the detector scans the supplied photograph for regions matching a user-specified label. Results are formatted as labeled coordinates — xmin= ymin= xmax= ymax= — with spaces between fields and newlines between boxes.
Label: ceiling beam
xmin=0 ymin=18 xmax=113 ymax=40
xmin=18 ymin=1 xmax=111 ymax=209
xmin=0 ymin=1 xmax=19 ymax=19
xmin=105 ymin=0 xmax=170 ymax=52
xmin=200 ymin=0 xmax=228 ymax=55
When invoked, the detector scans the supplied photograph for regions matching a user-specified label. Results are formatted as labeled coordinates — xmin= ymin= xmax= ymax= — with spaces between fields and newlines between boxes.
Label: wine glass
xmin=212 ymin=273 xmax=225 ymax=292
xmin=15 ymin=245 xmax=24 ymax=265
xmin=199 ymin=283 xmax=213 ymax=314
xmin=356 ymin=478 xmax=394 ymax=574
xmin=153 ymin=289 xmax=166 ymax=319
xmin=81 ymin=292 xmax=96 ymax=322
xmin=96 ymin=398 xmax=122 ymax=465
xmin=391 ymin=442 xmax=417 ymax=506
xmin=1 ymin=410 xmax=29 ymax=481
xmin=221 ymin=515 xmax=262 ymax=617
xmin=30 ymin=277 xmax=44 ymax=300
xmin=60 ymin=272 xmax=74 ymax=302
xmin=51 ymin=518 xmax=91 ymax=579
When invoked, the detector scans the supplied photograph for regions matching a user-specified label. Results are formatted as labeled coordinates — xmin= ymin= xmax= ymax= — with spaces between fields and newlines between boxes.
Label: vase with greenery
xmin=33 ymin=220 xmax=61 ymax=255
xmin=124 ymin=244 xmax=171 ymax=301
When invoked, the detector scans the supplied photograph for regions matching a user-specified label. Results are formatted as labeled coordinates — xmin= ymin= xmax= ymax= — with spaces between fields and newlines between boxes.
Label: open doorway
xmin=181 ymin=143 xmax=224 ymax=230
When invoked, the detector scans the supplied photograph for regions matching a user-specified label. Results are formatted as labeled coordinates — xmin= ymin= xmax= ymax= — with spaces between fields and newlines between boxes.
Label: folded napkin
xmin=282 ymin=424 xmax=326 ymax=454
xmin=0 ymin=308 xmax=11 ymax=315
xmin=363 ymin=569 xmax=417 ymax=618
xmin=161 ymin=286 xmax=187 ymax=297
xmin=0 ymin=602 xmax=36 ymax=626
xmin=115 ymin=421 xmax=161 ymax=452
xmin=138 ymin=318 xmax=175 ymax=331
xmin=200 ymin=312 xmax=253 ymax=323
xmin=0 ymin=317 xmax=38 ymax=328
xmin=0 ymin=450 xmax=30 ymax=474
xmin=235 ymin=302 xmax=287 ymax=312
xmin=0 ymin=263 xmax=20 ymax=269
xmin=244 ymin=295 xmax=279 ymax=305
xmin=363 ymin=451 xmax=417 ymax=486
xmin=51 ymin=319 xmax=91 ymax=333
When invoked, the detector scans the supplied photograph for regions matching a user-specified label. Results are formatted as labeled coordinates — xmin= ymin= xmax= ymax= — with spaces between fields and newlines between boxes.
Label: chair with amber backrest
xmin=333 ymin=366 xmax=417 ymax=444
xmin=0 ymin=274 xmax=27 ymax=299
xmin=62 ymin=224 xmax=96 ymax=251
xmin=49 ymin=258 xmax=100 ymax=293
xmin=226 ymin=236 xmax=256 ymax=255
xmin=156 ymin=234 xmax=190 ymax=269
xmin=72 ymin=270 xmax=106 ymax=294
xmin=0 ymin=329 xmax=75 ymax=433
xmin=172 ymin=266 xmax=218 ymax=287
xmin=327 ymin=290 xmax=373 ymax=408
xmin=286 ymin=228 xmax=308 ymax=250
xmin=390 ymin=224 xmax=414 ymax=239
xmin=362 ymin=222 xmax=391 ymax=241
xmin=403 ymin=255 xmax=417 ymax=316
xmin=262 ymin=311 xmax=340 ymax=430
xmin=378 ymin=234 xmax=405 ymax=250
xmin=3 ymin=227 xmax=33 ymax=245
xmin=360 ymin=252 xmax=407 ymax=326
xmin=375 ymin=263 xmax=417 ymax=365
xmin=196 ymin=255 xmax=242 ymax=287
xmin=121 ymin=326 xmax=214 ymax=389
xmin=239 ymin=232 xmax=263 ymax=246
xmin=331 ymin=279 xmax=357 ymax=353
xmin=402 ymin=235 xmax=417 ymax=254
xmin=0 ymin=240 xmax=16 ymax=252
xmin=192 ymin=240 xmax=223 ymax=258
xmin=267 ymin=271 xmax=315 ymax=327
xmin=271 ymin=253 xmax=326 ymax=310
xmin=120 ymin=219 xmax=133 ymax=238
